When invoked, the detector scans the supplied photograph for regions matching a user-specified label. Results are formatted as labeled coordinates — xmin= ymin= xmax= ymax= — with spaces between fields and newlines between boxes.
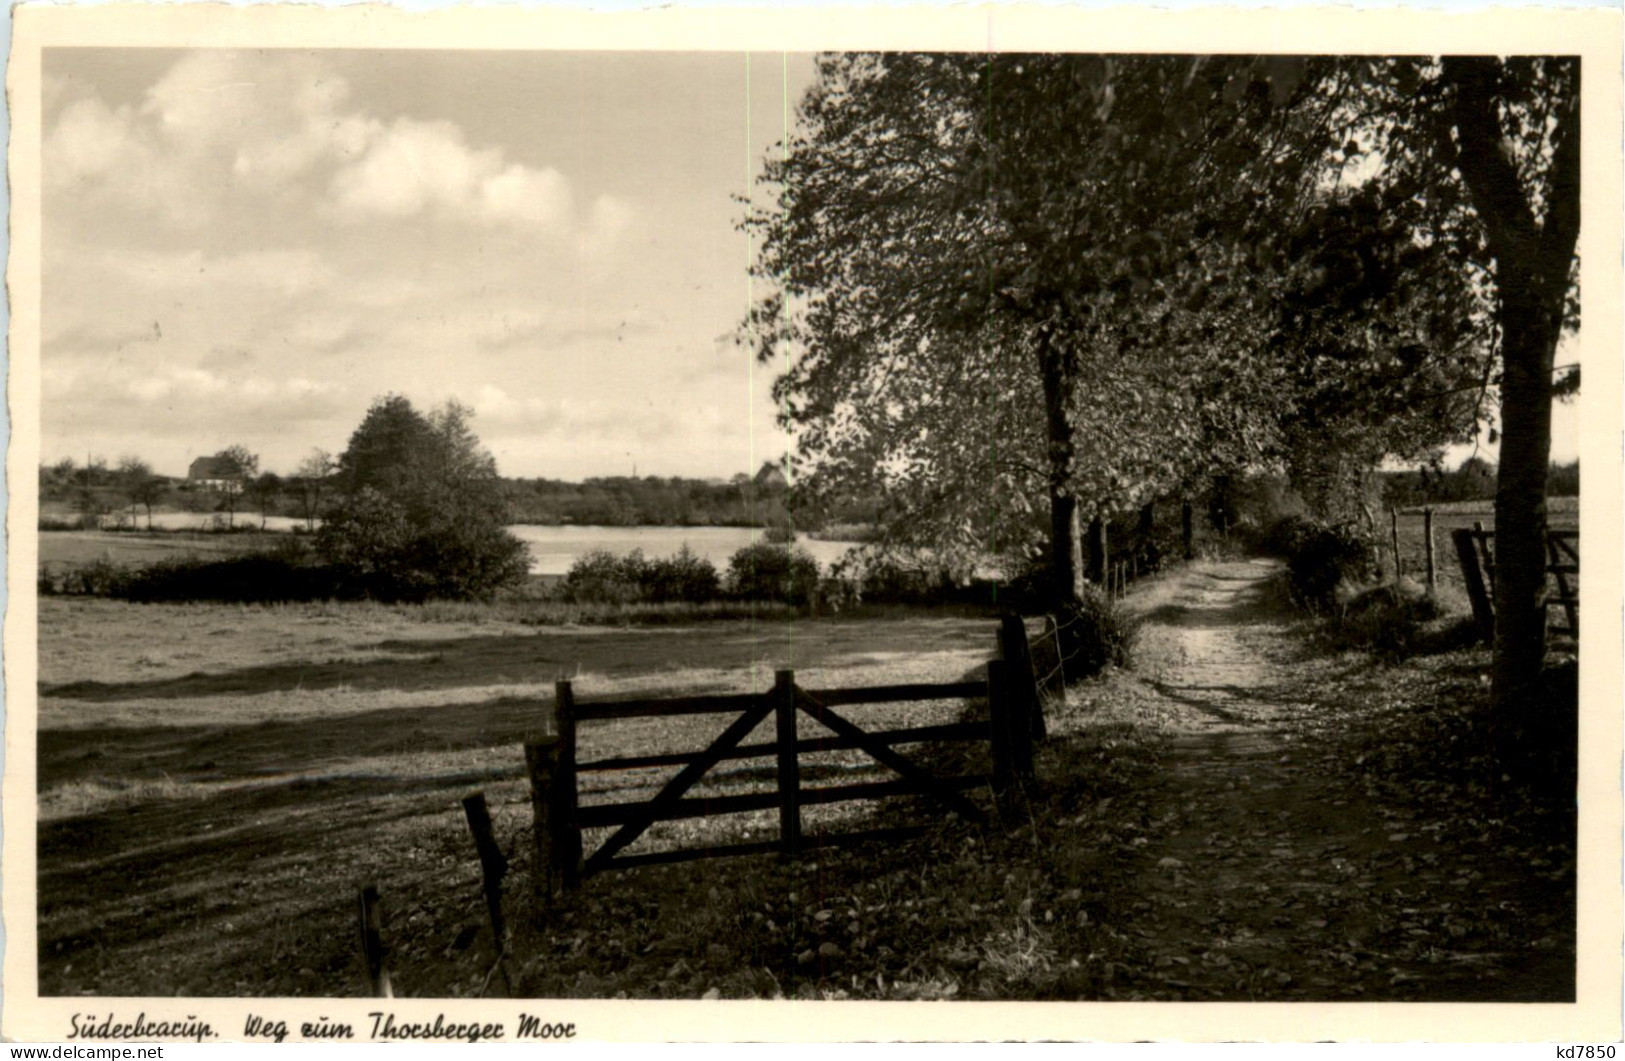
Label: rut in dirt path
xmin=1083 ymin=559 xmax=1568 ymax=1001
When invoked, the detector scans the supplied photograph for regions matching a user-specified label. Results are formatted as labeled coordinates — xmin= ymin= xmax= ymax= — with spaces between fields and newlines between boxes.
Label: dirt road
xmin=1069 ymin=559 xmax=1575 ymax=1001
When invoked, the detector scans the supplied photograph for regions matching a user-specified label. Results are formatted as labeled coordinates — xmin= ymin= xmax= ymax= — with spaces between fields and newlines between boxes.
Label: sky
xmin=41 ymin=48 xmax=818 ymax=480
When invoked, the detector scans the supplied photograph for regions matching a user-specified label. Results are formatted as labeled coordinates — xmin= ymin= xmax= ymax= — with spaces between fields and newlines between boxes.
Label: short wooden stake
xmin=1389 ymin=508 xmax=1403 ymax=580
xmin=774 ymin=669 xmax=802 ymax=858
xmin=357 ymin=883 xmax=393 ymax=998
xmin=1423 ymin=507 xmax=1436 ymax=589
xmin=1452 ymin=528 xmax=1495 ymax=643
xmin=462 ymin=792 xmax=510 ymax=951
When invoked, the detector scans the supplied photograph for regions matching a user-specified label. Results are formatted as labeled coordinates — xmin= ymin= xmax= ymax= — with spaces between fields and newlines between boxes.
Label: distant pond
xmin=125 ymin=512 xmax=859 ymax=577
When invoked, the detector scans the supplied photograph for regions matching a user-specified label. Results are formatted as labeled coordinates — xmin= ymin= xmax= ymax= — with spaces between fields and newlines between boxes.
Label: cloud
xmin=328 ymin=116 xmax=580 ymax=230
xmin=580 ymin=194 xmax=635 ymax=256
xmin=46 ymin=50 xmax=631 ymax=244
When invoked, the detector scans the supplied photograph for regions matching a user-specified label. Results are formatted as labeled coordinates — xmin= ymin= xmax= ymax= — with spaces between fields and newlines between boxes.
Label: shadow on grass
xmin=42 ymin=616 xmax=997 ymax=704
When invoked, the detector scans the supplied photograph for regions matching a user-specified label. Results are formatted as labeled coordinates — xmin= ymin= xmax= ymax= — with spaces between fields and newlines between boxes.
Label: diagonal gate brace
xmin=794 ymin=689 xmax=984 ymax=822
xmin=581 ymin=697 xmax=775 ymax=877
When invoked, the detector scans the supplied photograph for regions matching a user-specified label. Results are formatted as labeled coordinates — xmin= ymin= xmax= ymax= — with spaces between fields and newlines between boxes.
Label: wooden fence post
xmin=523 ymin=740 xmax=559 ymax=906
xmin=1452 ymin=528 xmax=1495 ymax=643
xmin=552 ymin=681 xmax=582 ymax=890
xmin=998 ymin=613 xmax=1047 ymax=743
xmin=774 ymin=669 xmax=802 ymax=858
xmin=462 ymin=791 xmax=509 ymax=950
xmin=357 ymin=883 xmax=393 ymax=998
xmin=1390 ymin=508 xmax=1403 ymax=580
xmin=987 ymin=659 xmax=1014 ymax=793
xmin=1424 ymin=507 xmax=1436 ymax=589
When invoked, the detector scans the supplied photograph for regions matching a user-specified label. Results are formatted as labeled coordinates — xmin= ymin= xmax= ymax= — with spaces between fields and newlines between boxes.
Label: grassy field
xmin=36 ymin=597 xmax=1001 ymax=997
xmin=37 ymin=529 xmax=281 ymax=572
xmin=1388 ymin=496 xmax=1578 ymax=598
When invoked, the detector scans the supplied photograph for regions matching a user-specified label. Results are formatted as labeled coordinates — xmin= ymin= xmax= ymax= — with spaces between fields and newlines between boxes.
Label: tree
xmin=1437 ymin=58 xmax=1579 ymax=738
xmin=744 ymin=55 xmax=1341 ymax=606
xmin=248 ymin=472 xmax=283 ymax=530
xmin=294 ymin=449 xmax=335 ymax=531
xmin=1265 ymin=185 xmax=1495 ymax=523
xmin=211 ymin=445 xmax=260 ymax=528
xmin=1302 ymin=57 xmax=1579 ymax=741
xmin=117 ymin=456 xmax=166 ymax=530
xmin=316 ymin=395 xmax=528 ymax=600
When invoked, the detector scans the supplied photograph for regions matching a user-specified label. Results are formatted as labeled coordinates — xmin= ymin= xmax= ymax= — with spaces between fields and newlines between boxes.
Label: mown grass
xmin=35 ymin=597 xmax=1005 ymax=997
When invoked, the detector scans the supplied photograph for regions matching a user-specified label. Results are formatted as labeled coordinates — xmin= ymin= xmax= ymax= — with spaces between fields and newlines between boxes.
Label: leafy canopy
xmin=316 ymin=395 xmax=529 ymax=600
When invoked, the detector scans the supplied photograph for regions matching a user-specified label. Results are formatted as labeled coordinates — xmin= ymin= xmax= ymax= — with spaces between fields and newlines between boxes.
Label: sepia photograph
xmin=6 ymin=4 xmax=1621 ymax=1044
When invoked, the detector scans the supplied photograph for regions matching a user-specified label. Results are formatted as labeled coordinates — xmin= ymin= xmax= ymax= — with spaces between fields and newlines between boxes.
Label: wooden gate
xmin=1451 ymin=523 xmax=1579 ymax=644
xmin=524 ymin=666 xmax=1037 ymax=896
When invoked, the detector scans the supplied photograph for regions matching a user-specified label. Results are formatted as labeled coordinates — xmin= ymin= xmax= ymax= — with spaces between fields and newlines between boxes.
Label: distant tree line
xmin=1380 ymin=457 xmax=1579 ymax=510
xmin=39 ymin=456 xmax=843 ymax=532
xmin=498 ymin=475 xmax=795 ymax=529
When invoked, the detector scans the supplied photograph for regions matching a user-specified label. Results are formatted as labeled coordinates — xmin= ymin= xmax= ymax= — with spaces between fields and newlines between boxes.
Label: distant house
xmin=753 ymin=461 xmax=789 ymax=490
xmin=187 ymin=456 xmax=245 ymax=493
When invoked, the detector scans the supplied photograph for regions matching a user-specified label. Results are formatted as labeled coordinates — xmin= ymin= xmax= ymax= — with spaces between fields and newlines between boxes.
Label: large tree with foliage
xmin=1439 ymin=58 xmax=1579 ymax=736
xmin=744 ymin=54 xmax=1497 ymax=606
xmin=745 ymin=55 xmax=1330 ymax=605
xmin=1298 ymin=57 xmax=1580 ymax=739
xmin=317 ymin=396 xmax=529 ymax=600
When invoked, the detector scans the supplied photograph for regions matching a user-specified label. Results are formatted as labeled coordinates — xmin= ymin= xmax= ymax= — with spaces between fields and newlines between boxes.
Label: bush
xmin=642 ymin=546 xmax=721 ymax=603
xmin=315 ymin=486 xmax=530 ymax=602
xmin=561 ymin=548 xmax=645 ymax=604
xmin=1271 ymin=518 xmax=1376 ymax=610
xmin=561 ymin=546 xmax=722 ymax=605
xmin=39 ymin=559 xmax=135 ymax=597
xmin=1326 ymin=580 xmax=1442 ymax=656
xmin=850 ymin=555 xmax=958 ymax=606
xmin=762 ymin=520 xmax=797 ymax=545
xmin=1054 ymin=584 xmax=1140 ymax=677
xmin=119 ymin=554 xmax=336 ymax=603
xmin=727 ymin=542 xmax=821 ymax=605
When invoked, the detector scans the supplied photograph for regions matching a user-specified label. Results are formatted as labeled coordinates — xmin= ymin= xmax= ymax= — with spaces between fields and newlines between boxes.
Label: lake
xmin=116 ymin=511 xmax=859 ymax=576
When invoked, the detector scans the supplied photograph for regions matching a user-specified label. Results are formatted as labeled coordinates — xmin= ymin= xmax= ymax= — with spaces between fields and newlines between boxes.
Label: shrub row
xmin=561 ymin=542 xmax=822 ymax=606
xmin=38 ymin=535 xmax=522 ymax=605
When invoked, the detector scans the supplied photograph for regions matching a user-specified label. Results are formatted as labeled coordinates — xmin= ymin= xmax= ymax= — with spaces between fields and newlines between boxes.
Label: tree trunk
xmin=1086 ymin=516 xmax=1107 ymax=585
xmin=1037 ymin=335 xmax=1085 ymax=607
xmin=1181 ymin=498 xmax=1194 ymax=560
xmin=1490 ymin=285 xmax=1557 ymax=742
xmin=1049 ymin=492 xmax=1085 ymax=605
xmin=1442 ymin=57 xmax=1579 ymax=749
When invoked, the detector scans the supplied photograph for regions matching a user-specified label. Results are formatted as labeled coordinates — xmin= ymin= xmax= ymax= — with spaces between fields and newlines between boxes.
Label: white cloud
xmin=47 ymin=50 xmax=628 ymax=243
xmin=479 ymin=163 xmax=575 ymax=228
xmin=579 ymin=194 xmax=635 ymax=257
xmin=329 ymin=116 xmax=580 ymax=231
xmin=44 ymin=96 xmax=147 ymax=186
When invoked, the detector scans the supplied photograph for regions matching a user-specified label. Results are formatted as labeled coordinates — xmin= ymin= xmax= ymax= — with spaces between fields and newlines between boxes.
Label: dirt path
xmin=1072 ymin=559 xmax=1574 ymax=1001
